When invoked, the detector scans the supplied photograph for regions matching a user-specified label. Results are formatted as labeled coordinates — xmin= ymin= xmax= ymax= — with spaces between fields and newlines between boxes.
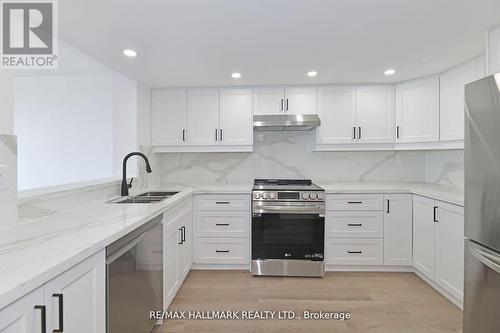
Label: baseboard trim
xmin=192 ymin=263 xmax=251 ymax=271
xmin=413 ymin=270 xmax=463 ymax=309
xmin=326 ymin=265 xmax=413 ymax=272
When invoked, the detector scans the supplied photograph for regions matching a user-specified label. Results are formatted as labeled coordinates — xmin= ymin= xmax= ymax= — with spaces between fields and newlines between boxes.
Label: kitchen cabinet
xmin=186 ymin=88 xmax=220 ymax=146
xmin=412 ymin=195 xmax=436 ymax=279
xmin=219 ymin=88 xmax=253 ymax=146
xmin=316 ymin=85 xmax=395 ymax=145
xmin=163 ymin=200 xmax=193 ymax=308
xmin=396 ymin=76 xmax=440 ymax=143
xmin=253 ymin=87 xmax=315 ymax=115
xmin=356 ymin=85 xmax=395 ymax=143
xmin=0 ymin=287 xmax=44 ymax=333
xmin=384 ymin=194 xmax=412 ymax=266
xmin=440 ymin=57 xmax=483 ymax=141
xmin=316 ymin=86 xmax=356 ymax=144
xmin=325 ymin=238 xmax=384 ymax=266
xmin=487 ymin=25 xmax=500 ymax=75
xmin=412 ymin=195 xmax=465 ymax=303
xmin=435 ymin=202 xmax=464 ymax=302
xmin=0 ymin=251 xmax=105 ymax=333
xmin=152 ymin=89 xmax=187 ymax=146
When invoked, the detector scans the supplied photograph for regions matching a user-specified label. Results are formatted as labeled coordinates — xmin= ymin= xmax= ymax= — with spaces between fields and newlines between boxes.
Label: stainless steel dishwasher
xmin=106 ymin=215 xmax=163 ymax=333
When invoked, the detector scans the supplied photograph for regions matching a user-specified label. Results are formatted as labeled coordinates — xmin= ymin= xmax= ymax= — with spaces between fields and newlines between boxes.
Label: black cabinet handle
xmin=433 ymin=206 xmax=439 ymax=222
xmin=52 ymin=294 xmax=64 ymax=332
xmin=280 ymin=99 xmax=284 ymax=111
xmin=285 ymin=98 xmax=289 ymax=111
xmin=216 ymin=201 xmax=230 ymax=205
xmin=216 ymin=250 xmax=230 ymax=253
xmin=386 ymin=199 xmax=390 ymax=214
xmin=34 ymin=305 xmax=46 ymax=333
xmin=181 ymin=226 xmax=186 ymax=243
xmin=220 ymin=129 xmax=223 ymax=141
xmin=216 ymin=223 xmax=230 ymax=226
xmin=215 ymin=129 xmax=218 ymax=141
xmin=178 ymin=228 xmax=183 ymax=244
xmin=347 ymin=201 xmax=363 ymax=204
xmin=352 ymin=127 xmax=356 ymax=139
xmin=347 ymin=223 xmax=363 ymax=227
xmin=182 ymin=129 xmax=186 ymax=142
xmin=358 ymin=126 xmax=361 ymax=139
xmin=347 ymin=251 xmax=363 ymax=254
xmin=396 ymin=126 xmax=400 ymax=139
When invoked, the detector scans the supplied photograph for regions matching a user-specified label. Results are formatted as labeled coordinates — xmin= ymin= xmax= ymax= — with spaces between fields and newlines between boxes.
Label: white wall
xmin=487 ymin=24 xmax=500 ymax=75
xmin=0 ymin=73 xmax=14 ymax=135
xmin=137 ymin=82 xmax=152 ymax=147
xmin=14 ymin=75 xmax=115 ymax=190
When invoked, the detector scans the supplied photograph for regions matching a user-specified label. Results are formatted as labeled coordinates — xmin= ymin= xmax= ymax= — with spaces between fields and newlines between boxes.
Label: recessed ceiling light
xmin=384 ymin=69 xmax=396 ymax=76
xmin=307 ymin=71 xmax=318 ymax=77
xmin=123 ymin=49 xmax=137 ymax=57
xmin=232 ymin=72 xmax=242 ymax=79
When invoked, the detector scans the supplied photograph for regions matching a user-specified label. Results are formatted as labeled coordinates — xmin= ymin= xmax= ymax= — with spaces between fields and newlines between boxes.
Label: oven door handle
xmin=253 ymin=205 xmax=324 ymax=215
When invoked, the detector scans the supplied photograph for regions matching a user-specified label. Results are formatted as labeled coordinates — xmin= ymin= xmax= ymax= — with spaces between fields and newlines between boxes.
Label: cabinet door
xmin=284 ymin=87 xmax=316 ymax=114
xmin=384 ymin=194 xmax=413 ymax=266
xmin=164 ymin=224 xmax=180 ymax=307
xmin=316 ymin=86 xmax=356 ymax=144
xmin=435 ymin=202 xmax=465 ymax=302
xmin=219 ymin=89 xmax=253 ymax=146
xmin=487 ymin=25 xmax=500 ymax=75
xmin=44 ymin=251 xmax=105 ymax=333
xmin=178 ymin=211 xmax=193 ymax=280
xmin=440 ymin=59 xmax=478 ymax=141
xmin=356 ymin=85 xmax=395 ymax=143
xmin=0 ymin=287 xmax=44 ymax=333
xmin=253 ymin=87 xmax=284 ymax=115
xmin=152 ymin=89 xmax=187 ymax=146
xmin=412 ymin=195 xmax=436 ymax=279
xmin=186 ymin=89 xmax=220 ymax=146
xmin=396 ymin=77 xmax=440 ymax=143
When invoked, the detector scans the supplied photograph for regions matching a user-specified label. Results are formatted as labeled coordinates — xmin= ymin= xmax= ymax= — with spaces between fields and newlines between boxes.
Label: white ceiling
xmin=59 ymin=0 xmax=500 ymax=87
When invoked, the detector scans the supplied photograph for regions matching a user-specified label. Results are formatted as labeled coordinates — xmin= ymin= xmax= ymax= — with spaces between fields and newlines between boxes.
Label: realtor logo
xmin=1 ymin=0 xmax=58 ymax=69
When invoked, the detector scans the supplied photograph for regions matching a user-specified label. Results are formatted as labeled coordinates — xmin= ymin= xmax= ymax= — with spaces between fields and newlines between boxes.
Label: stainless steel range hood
xmin=253 ymin=114 xmax=321 ymax=131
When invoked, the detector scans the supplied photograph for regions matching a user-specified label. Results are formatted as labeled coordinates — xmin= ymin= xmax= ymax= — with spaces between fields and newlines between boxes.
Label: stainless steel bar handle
xmin=254 ymin=205 xmax=324 ymax=214
xmin=34 ymin=305 xmax=47 ymax=333
xmin=471 ymin=245 xmax=500 ymax=274
xmin=52 ymin=293 xmax=64 ymax=332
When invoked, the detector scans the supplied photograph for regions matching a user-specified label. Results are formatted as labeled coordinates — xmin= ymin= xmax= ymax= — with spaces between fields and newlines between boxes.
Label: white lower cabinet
xmin=384 ymin=194 xmax=413 ymax=266
xmin=163 ymin=200 xmax=193 ymax=309
xmin=326 ymin=238 xmax=383 ymax=265
xmin=0 ymin=251 xmax=105 ymax=333
xmin=412 ymin=195 xmax=465 ymax=304
xmin=193 ymin=194 xmax=250 ymax=267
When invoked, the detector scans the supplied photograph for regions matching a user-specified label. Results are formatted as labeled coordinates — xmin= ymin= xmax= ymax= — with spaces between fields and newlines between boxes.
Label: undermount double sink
xmin=109 ymin=191 xmax=179 ymax=204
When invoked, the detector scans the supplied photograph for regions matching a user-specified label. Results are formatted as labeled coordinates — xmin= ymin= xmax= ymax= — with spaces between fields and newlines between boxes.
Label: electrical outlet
xmin=0 ymin=165 xmax=8 ymax=190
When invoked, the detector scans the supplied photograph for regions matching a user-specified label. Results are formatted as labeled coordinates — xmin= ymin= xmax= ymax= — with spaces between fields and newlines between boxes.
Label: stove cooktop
xmin=253 ymin=179 xmax=323 ymax=191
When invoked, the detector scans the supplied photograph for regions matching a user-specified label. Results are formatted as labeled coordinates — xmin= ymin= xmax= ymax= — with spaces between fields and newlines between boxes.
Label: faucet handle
xmin=128 ymin=177 xmax=134 ymax=189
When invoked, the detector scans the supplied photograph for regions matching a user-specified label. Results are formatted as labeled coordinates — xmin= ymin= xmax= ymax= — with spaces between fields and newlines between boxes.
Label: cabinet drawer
xmin=194 ymin=211 xmax=250 ymax=238
xmin=194 ymin=194 xmax=250 ymax=211
xmin=326 ymin=211 xmax=383 ymax=238
xmin=195 ymin=238 xmax=249 ymax=264
xmin=326 ymin=194 xmax=384 ymax=211
xmin=326 ymin=238 xmax=383 ymax=265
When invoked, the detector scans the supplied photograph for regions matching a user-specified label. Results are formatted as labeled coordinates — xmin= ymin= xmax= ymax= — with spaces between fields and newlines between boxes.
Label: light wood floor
xmin=154 ymin=271 xmax=463 ymax=333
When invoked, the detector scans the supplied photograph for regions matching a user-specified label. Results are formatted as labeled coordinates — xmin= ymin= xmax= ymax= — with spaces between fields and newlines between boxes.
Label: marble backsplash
xmin=0 ymin=134 xmax=17 ymax=228
xmin=150 ymin=131 xmax=463 ymax=187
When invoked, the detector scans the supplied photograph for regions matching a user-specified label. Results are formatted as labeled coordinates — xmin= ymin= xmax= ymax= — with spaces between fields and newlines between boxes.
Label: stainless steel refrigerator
xmin=464 ymin=74 xmax=500 ymax=332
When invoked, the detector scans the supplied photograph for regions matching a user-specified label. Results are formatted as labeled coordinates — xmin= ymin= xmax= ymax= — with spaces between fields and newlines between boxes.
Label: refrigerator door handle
xmin=471 ymin=245 xmax=500 ymax=274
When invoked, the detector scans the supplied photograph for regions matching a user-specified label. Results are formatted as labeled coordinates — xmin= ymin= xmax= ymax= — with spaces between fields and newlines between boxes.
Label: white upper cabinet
xmin=440 ymin=58 xmax=481 ymax=141
xmin=284 ymin=87 xmax=316 ymax=114
xmin=316 ymin=86 xmax=357 ymax=144
xmin=396 ymin=76 xmax=440 ymax=143
xmin=356 ymin=85 xmax=395 ymax=143
xmin=253 ymin=87 xmax=284 ymax=115
xmin=219 ymin=89 xmax=253 ymax=146
xmin=152 ymin=89 xmax=187 ymax=146
xmin=487 ymin=25 xmax=500 ymax=75
xmin=186 ymin=89 xmax=220 ymax=146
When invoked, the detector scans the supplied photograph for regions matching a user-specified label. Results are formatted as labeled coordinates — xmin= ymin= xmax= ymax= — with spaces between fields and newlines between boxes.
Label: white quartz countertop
xmin=0 ymin=181 xmax=461 ymax=310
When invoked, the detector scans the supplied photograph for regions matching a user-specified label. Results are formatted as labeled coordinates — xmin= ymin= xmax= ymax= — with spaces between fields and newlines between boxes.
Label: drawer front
xmin=194 ymin=211 xmax=250 ymax=238
xmin=326 ymin=211 xmax=383 ymax=238
xmin=326 ymin=194 xmax=384 ymax=211
xmin=326 ymin=238 xmax=383 ymax=265
xmin=195 ymin=238 xmax=249 ymax=264
xmin=194 ymin=194 xmax=250 ymax=211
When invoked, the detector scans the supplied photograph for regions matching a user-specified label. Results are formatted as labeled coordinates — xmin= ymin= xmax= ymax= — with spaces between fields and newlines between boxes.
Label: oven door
xmin=252 ymin=203 xmax=324 ymax=260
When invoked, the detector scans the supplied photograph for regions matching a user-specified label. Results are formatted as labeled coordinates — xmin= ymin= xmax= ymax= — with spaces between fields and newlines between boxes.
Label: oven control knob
xmin=262 ymin=192 xmax=269 ymax=199
xmin=316 ymin=193 xmax=324 ymax=200
xmin=269 ymin=193 xmax=276 ymax=200
xmin=302 ymin=193 xmax=309 ymax=200
xmin=254 ymin=192 xmax=261 ymax=199
xmin=309 ymin=193 xmax=316 ymax=200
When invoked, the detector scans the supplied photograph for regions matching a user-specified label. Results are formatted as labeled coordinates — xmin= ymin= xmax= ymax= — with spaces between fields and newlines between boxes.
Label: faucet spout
xmin=121 ymin=152 xmax=152 ymax=196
